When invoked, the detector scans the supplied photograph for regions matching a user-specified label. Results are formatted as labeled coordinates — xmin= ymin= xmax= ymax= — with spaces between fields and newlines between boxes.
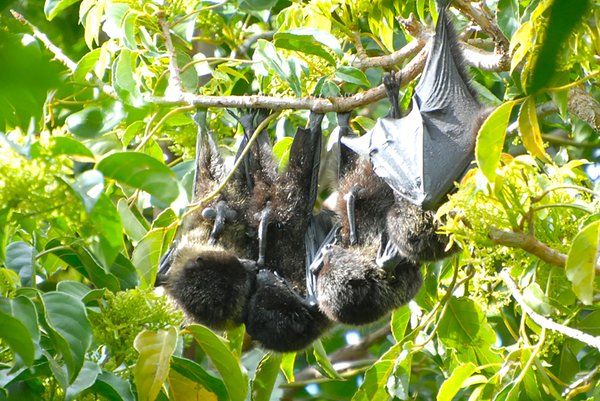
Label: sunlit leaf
xmin=566 ymin=220 xmax=599 ymax=305
xmin=187 ymin=324 xmax=249 ymax=401
xmin=475 ymin=100 xmax=516 ymax=181
xmin=134 ymin=327 xmax=178 ymax=401
xmin=0 ymin=298 xmax=35 ymax=366
xmin=44 ymin=0 xmax=79 ymax=20
xmin=96 ymin=152 xmax=180 ymax=204
xmin=251 ymin=352 xmax=282 ymax=401
xmin=436 ymin=363 xmax=477 ymax=401
xmin=42 ymin=292 xmax=93 ymax=383
xmin=518 ymin=97 xmax=549 ymax=161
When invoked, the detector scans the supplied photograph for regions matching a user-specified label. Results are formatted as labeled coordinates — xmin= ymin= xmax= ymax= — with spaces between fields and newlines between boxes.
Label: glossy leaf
xmin=518 ymin=97 xmax=549 ymax=161
xmin=475 ymin=100 xmax=516 ymax=182
xmin=334 ymin=66 xmax=371 ymax=87
xmin=437 ymin=363 xmax=477 ymax=401
xmin=274 ymin=29 xmax=341 ymax=66
xmin=313 ymin=339 xmax=343 ymax=380
xmin=66 ymin=360 xmax=101 ymax=401
xmin=251 ymin=352 xmax=282 ymax=401
xmin=187 ymin=324 xmax=249 ymax=401
xmin=117 ymin=199 xmax=148 ymax=242
xmin=66 ymin=102 xmax=125 ymax=138
xmin=44 ymin=0 xmax=79 ymax=20
xmin=391 ymin=305 xmax=411 ymax=342
xmin=49 ymin=137 xmax=95 ymax=161
xmin=42 ymin=292 xmax=93 ymax=383
xmin=69 ymin=170 xmax=104 ymax=213
xmin=168 ymin=370 xmax=218 ymax=401
xmin=96 ymin=152 xmax=180 ymax=204
xmin=566 ymin=220 xmax=599 ymax=305
xmin=5 ymin=241 xmax=35 ymax=286
xmin=437 ymin=297 xmax=495 ymax=349
xmin=112 ymin=49 xmax=143 ymax=106
xmin=0 ymin=298 xmax=35 ymax=366
xmin=134 ymin=327 xmax=178 ymax=401
xmin=170 ymin=356 xmax=228 ymax=401
xmin=132 ymin=227 xmax=175 ymax=289
xmin=92 ymin=371 xmax=136 ymax=401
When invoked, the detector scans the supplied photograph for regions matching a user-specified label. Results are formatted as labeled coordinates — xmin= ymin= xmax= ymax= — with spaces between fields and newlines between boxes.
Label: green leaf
xmin=122 ymin=11 xmax=138 ymax=50
xmin=132 ymin=227 xmax=175 ymax=289
xmin=169 ymin=369 xmax=218 ymax=401
xmin=436 ymin=363 xmax=477 ymax=401
xmin=56 ymin=281 xmax=105 ymax=304
xmin=69 ymin=170 xmax=104 ymax=213
xmin=112 ymin=49 xmax=143 ymax=106
xmin=251 ymin=352 xmax=282 ymax=401
xmin=91 ymin=371 xmax=135 ymax=401
xmin=239 ymin=0 xmax=278 ymax=11
xmin=187 ymin=324 xmax=249 ymax=401
xmin=96 ymin=152 xmax=180 ymax=204
xmin=0 ymin=298 xmax=35 ymax=366
xmin=134 ymin=327 xmax=178 ymax=401
xmin=312 ymin=339 xmax=343 ymax=380
xmin=73 ymin=49 xmax=101 ymax=83
xmin=44 ymin=0 xmax=79 ymax=20
xmin=352 ymin=342 xmax=404 ymax=401
xmin=171 ymin=356 xmax=228 ymax=401
xmin=566 ymin=220 xmax=599 ymax=305
xmin=66 ymin=102 xmax=126 ymax=138
xmin=576 ymin=309 xmax=600 ymax=336
xmin=279 ymin=353 xmax=295 ymax=383
xmin=117 ymin=199 xmax=148 ymax=242
xmin=522 ymin=283 xmax=554 ymax=316
xmin=391 ymin=305 xmax=411 ymax=342
xmin=5 ymin=241 xmax=35 ymax=286
xmin=475 ymin=100 xmax=516 ymax=182
xmin=42 ymin=292 xmax=93 ymax=383
xmin=49 ymin=137 xmax=95 ymax=161
xmin=518 ymin=97 xmax=549 ymax=161
xmin=437 ymin=297 xmax=495 ymax=349
xmin=497 ymin=0 xmax=520 ymax=38
xmin=272 ymin=137 xmax=293 ymax=170
xmin=274 ymin=29 xmax=341 ymax=66
xmin=66 ymin=360 xmax=101 ymax=401
xmin=109 ymin=253 xmax=140 ymax=290
xmin=334 ymin=66 xmax=371 ymax=87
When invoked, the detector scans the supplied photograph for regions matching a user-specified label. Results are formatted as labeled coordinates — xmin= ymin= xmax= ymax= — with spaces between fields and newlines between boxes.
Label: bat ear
xmin=341 ymin=131 xmax=372 ymax=158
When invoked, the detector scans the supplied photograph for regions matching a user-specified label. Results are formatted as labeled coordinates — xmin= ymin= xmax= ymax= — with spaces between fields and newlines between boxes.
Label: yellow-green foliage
xmin=438 ymin=156 xmax=599 ymax=311
xmin=90 ymin=289 xmax=183 ymax=368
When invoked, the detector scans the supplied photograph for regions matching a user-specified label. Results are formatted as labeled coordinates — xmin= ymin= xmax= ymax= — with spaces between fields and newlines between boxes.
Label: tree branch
xmin=453 ymin=0 xmax=510 ymax=51
xmin=489 ymin=228 xmax=567 ymax=267
xmin=159 ymin=17 xmax=185 ymax=99
xmin=499 ymin=270 xmax=600 ymax=351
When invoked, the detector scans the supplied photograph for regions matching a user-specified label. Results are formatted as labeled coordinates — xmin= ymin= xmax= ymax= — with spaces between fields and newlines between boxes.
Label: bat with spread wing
xmin=343 ymin=0 xmax=484 ymax=262
xmin=343 ymin=0 xmax=481 ymax=211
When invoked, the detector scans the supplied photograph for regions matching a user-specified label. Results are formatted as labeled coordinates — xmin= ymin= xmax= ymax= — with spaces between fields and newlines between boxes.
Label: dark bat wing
xmin=343 ymin=5 xmax=481 ymax=210
xmin=287 ymin=112 xmax=324 ymax=215
xmin=192 ymin=110 xmax=224 ymax=201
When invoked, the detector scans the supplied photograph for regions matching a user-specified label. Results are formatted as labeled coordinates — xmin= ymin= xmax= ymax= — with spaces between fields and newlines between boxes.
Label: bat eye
xmin=195 ymin=256 xmax=204 ymax=265
xmin=276 ymin=222 xmax=284 ymax=229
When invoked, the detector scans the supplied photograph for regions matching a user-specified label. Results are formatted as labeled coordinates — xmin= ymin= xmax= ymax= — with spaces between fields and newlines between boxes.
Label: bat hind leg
xmin=383 ymin=72 xmax=402 ymax=119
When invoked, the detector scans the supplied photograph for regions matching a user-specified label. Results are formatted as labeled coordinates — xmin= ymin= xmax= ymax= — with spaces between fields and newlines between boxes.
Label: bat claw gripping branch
xmin=201 ymin=200 xmax=238 ymax=245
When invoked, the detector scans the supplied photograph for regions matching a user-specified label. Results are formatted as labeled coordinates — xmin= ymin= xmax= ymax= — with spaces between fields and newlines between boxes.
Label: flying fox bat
xmin=244 ymin=112 xmax=332 ymax=352
xmin=343 ymin=0 xmax=482 ymax=211
xmin=310 ymin=113 xmax=421 ymax=325
xmin=342 ymin=1 xmax=485 ymax=262
xmin=157 ymin=110 xmax=261 ymax=330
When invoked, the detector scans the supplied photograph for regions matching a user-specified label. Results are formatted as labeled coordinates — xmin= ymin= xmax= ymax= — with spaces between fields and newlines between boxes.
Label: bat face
xmin=245 ymin=269 xmax=329 ymax=352
xmin=315 ymin=244 xmax=422 ymax=325
xmin=164 ymin=245 xmax=256 ymax=330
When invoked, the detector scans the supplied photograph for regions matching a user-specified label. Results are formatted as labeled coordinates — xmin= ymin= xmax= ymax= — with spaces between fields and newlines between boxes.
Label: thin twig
xmin=500 ymin=270 xmax=600 ymax=351
xmin=159 ymin=17 xmax=185 ymax=99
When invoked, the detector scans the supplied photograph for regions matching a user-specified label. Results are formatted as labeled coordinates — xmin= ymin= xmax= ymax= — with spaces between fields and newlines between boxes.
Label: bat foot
xmin=383 ymin=73 xmax=401 ymax=119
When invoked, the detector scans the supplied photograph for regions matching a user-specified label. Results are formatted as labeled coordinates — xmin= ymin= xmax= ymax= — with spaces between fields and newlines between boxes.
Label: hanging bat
xmin=243 ymin=112 xmax=332 ymax=352
xmin=312 ymin=116 xmax=422 ymax=325
xmin=156 ymin=110 xmax=261 ymax=330
xmin=342 ymin=0 xmax=484 ymax=262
